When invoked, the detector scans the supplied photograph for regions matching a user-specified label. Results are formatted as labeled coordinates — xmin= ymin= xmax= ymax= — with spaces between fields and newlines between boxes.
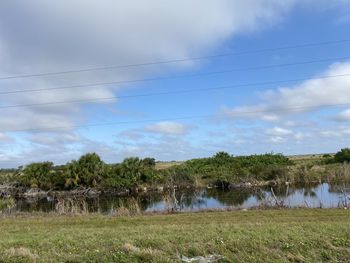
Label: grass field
xmin=0 ymin=209 xmax=349 ymax=262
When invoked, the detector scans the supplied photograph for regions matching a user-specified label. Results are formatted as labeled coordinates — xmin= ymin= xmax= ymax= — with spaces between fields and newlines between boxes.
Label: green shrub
xmin=178 ymin=152 xmax=292 ymax=185
xmin=102 ymin=157 xmax=159 ymax=188
xmin=20 ymin=162 xmax=56 ymax=189
xmin=334 ymin=148 xmax=350 ymax=163
xmin=64 ymin=153 xmax=107 ymax=188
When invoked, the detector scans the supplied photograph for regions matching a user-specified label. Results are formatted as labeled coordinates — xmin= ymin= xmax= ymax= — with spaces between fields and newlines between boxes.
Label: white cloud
xmin=267 ymin=62 xmax=350 ymax=109
xmin=225 ymin=72 xmax=350 ymax=145
xmin=268 ymin=136 xmax=286 ymax=143
xmin=265 ymin=126 xmax=309 ymax=144
xmin=222 ymin=62 xmax=350 ymax=121
xmin=145 ymin=121 xmax=189 ymax=135
xmin=266 ymin=126 xmax=293 ymax=136
xmin=319 ymin=127 xmax=350 ymax=137
xmin=336 ymin=109 xmax=350 ymax=121
xmin=29 ymin=132 xmax=81 ymax=146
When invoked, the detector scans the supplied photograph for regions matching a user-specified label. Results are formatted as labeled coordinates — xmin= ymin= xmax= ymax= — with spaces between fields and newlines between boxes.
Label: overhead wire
xmin=1 ymin=55 xmax=349 ymax=96
xmin=0 ymin=38 xmax=349 ymax=81
xmin=0 ymin=72 xmax=350 ymax=109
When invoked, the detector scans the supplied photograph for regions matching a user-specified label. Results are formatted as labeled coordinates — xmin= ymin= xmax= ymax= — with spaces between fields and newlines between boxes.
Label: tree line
xmin=5 ymin=148 xmax=350 ymax=191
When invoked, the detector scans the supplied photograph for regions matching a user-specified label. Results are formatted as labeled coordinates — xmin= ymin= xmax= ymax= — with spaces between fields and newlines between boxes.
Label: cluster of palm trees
xmin=18 ymin=153 xmax=157 ymax=190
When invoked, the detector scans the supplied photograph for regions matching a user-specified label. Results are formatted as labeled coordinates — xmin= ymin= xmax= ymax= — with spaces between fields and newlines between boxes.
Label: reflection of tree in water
xmin=139 ymin=192 xmax=164 ymax=210
xmin=159 ymin=189 xmax=208 ymax=211
xmin=92 ymin=196 xmax=135 ymax=213
xmin=95 ymin=189 xmax=252 ymax=211
xmin=94 ymin=192 xmax=165 ymax=212
xmin=254 ymin=186 xmax=298 ymax=206
xmin=177 ymin=190 xmax=208 ymax=210
xmin=94 ymin=190 xmax=210 ymax=212
xmin=204 ymin=188 xmax=252 ymax=206
xmin=303 ymin=188 xmax=317 ymax=197
xmin=267 ymin=185 xmax=296 ymax=198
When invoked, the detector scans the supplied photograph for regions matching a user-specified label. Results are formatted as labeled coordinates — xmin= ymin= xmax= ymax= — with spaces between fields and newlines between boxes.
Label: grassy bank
xmin=0 ymin=209 xmax=349 ymax=262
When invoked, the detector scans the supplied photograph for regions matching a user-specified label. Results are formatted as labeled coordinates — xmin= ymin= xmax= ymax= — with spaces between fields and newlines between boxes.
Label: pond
xmin=9 ymin=183 xmax=350 ymax=214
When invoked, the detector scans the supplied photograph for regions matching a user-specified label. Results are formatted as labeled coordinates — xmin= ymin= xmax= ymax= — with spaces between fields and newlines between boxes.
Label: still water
xmin=11 ymin=183 xmax=350 ymax=213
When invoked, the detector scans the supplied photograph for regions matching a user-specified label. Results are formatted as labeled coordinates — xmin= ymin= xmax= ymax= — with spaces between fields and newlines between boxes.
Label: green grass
xmin=0 ymin=210 xmax=349 ymax=262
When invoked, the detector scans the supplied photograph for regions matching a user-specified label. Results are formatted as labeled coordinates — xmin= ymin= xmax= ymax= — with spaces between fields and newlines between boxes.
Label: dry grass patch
xmin=5 ymin=247 xmax=37 ymax=261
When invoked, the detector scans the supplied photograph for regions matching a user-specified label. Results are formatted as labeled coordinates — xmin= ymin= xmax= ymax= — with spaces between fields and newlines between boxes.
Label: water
xmin=10 ymin=183 xmax=350 ymax=214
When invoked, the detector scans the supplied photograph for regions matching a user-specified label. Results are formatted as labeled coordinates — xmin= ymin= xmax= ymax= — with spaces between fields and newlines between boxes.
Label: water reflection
xmin=11 ymin=183 xmax=350 ymax=214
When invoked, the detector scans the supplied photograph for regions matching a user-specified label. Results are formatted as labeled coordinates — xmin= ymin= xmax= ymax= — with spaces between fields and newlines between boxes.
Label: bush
xmin=20 ymin=162 xmax=56 ymax=189
xmin=334 ymin=148 xmax=350 ymax=163
xmin=179 ymin=152 xmax=292 ymax=185
xmin=103 ymin=157 xmax=159 ymax=188
xmin=64 ymin=153 xmax=107 ymax=188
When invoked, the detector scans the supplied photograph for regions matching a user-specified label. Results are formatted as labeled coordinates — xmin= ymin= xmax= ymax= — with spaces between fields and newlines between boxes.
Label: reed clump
xmin=55 ymin=197 xmax=89 ymax=214
xmin=114 ymin=198 xmax=141 ymax=216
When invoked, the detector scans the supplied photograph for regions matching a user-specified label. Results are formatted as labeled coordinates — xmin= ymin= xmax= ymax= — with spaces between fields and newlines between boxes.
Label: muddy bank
xmin=0 ymin=185 xmax=180 ymax=200
xmin=0 ymin=186 xmax=127 ymax=200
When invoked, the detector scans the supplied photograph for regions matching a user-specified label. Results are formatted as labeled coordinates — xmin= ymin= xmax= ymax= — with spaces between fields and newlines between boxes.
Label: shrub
xmin=20 ymin=162 xmax=56 ymax=189
xmin=64 ymin=153 xmax=107 ymax=188
xmin=334 ymin=148 xmax=350 ymax=163
xmin=103 ymin=157 xmax=159 ymax=188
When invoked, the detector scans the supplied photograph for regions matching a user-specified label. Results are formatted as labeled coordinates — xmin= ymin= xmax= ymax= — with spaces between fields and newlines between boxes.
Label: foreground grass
xmin=0 ymin=210 xmax=349 ymax=262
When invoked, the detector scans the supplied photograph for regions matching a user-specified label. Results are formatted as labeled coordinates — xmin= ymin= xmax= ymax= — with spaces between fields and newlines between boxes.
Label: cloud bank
xmin=223 ymin=62 xmax=350 ymax=121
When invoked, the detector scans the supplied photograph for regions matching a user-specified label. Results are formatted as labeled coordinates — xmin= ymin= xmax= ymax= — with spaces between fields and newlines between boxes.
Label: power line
xmin=3 ymin=101 xmax=350 ymax=133
xmin=1 ymin=55 xmax=350 ymax=96
xmin=1 ymin=73 xmax=350 ymax=110
xmin=0 ymin=39 xmax=349 ymax=81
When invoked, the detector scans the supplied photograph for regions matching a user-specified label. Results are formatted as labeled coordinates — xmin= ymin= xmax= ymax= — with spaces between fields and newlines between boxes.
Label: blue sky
xmin=1 ymin=1 xmax=350 ymax=167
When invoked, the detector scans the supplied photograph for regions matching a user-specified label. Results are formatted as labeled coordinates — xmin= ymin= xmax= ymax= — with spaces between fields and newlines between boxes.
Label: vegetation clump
xmin=181 ymin=152 xmax=292 ymax=185
xmin=334 ymin=148 xmax=350 ymax=163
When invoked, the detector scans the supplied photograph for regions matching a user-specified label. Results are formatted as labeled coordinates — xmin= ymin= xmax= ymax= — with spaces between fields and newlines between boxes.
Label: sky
xmin=1 ymin=0 xmax=350 ymax=167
